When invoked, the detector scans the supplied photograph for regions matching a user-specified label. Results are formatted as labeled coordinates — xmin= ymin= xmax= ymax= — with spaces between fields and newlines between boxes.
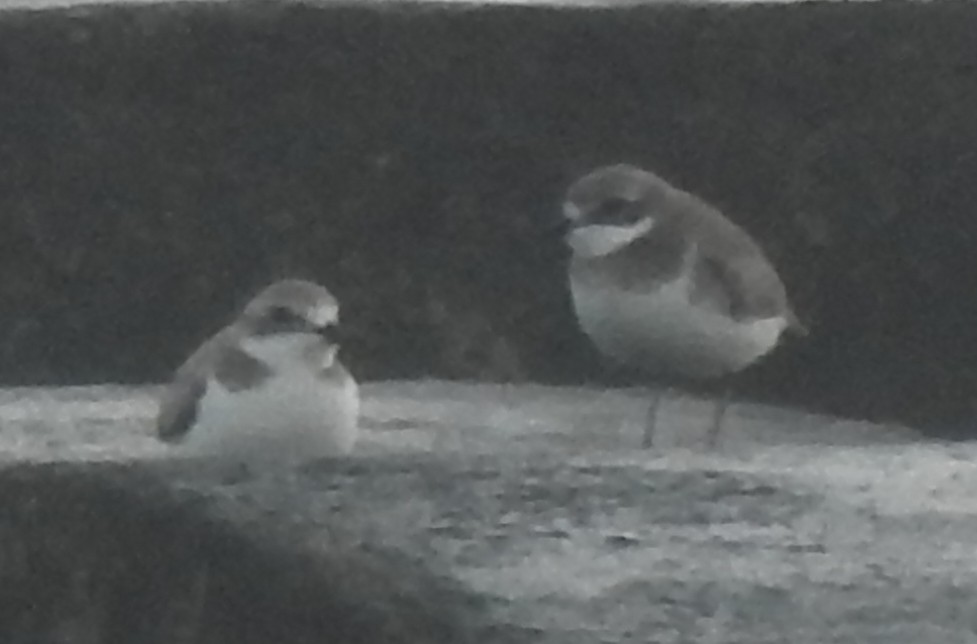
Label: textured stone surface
xmin=0 ymin=461 xmax=512 ymax=644
xmin=5 ymin=382 xmax=977 ymax=642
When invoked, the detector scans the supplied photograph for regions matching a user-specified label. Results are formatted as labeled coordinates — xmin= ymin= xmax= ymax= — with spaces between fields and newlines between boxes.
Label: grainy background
xmin=1 ymin=1 xmax=976 ymax=432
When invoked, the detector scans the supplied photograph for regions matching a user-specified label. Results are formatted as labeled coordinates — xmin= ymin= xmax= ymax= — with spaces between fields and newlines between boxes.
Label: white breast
xmin=185 ymin=366 xmax=359 ymax=469
xmin=566 ymin=219 xmax=656 ymax=258
xmin=570 ymin=274 xmax=787 ymax=378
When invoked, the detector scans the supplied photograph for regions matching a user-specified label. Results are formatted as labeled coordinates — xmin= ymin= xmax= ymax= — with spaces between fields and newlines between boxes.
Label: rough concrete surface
xmin=1 ymin=381 xmax=975 ymax=643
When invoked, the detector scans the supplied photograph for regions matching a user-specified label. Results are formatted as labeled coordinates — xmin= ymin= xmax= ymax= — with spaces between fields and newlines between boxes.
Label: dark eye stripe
xmin=268 ymin=306 xmax=294 ymax=323
xmin=252 ymin=306 xmax=307 ymax=335
xmin=590 ymin=198 xmax=642 ymax=225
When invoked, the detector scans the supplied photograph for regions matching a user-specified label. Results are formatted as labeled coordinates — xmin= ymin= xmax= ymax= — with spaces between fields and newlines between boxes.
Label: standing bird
xmin=562 ymin=164 xmax=806 ymax=447
xmin=156 ymin=278 xmax=359 ymax=469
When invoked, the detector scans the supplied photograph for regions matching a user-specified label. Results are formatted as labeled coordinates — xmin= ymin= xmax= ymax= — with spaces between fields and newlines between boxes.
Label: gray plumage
xmin=563 ymin=164 xmax=806 ymax=445
xmin=155 ymin=279 xmax=359 ymax=463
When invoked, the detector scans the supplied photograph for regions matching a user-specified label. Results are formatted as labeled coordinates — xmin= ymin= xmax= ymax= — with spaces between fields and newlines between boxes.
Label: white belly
xmin=570 ymin=276 xmax=786 ymax=378
xmin=185 ymin=370 xmax=359 ymax=468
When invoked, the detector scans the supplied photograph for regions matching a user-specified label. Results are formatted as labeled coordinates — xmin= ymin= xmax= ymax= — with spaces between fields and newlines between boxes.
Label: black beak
xmin=316 ymin=322 xmax=343 ymax=345
xmin=544 ymin=216 xmax=571 ymax=238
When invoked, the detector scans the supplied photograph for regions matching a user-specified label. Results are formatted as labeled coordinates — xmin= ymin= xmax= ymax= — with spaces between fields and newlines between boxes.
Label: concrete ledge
xmin=2 ymin=382 xmax=976 ymax=643
xmin=0 ymin=460 xmax=511 ymax=644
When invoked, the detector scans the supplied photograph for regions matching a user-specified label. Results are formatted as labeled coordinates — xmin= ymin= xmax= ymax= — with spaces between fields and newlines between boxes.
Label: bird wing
xmin=682 ymin=196 xmax=802 ymax=327
xmin=157 ymin=326 xmax=280 ymax=442
xmin=156 ymin=347 xmax=213 ymax=443
xmin=156 ymin=328 xmax=232 ymax=442
xmin=690 ymin=251 xmax=789 ymax=322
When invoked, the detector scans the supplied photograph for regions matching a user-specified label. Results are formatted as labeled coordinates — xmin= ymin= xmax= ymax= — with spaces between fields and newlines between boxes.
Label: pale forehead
xmin=307 ymin=301 xmax=338 ymax=325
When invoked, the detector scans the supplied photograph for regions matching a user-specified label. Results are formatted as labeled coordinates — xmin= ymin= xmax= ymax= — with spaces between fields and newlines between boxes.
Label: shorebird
xmin=562 ymin=163 xmax=806 ymax=447
xmin=156 ymin=278 xmax=359 ymax=469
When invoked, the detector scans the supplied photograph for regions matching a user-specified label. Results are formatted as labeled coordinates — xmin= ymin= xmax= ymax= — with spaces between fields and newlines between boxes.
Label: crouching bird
xmin=156 ymin=278 xmax=359 ymax=469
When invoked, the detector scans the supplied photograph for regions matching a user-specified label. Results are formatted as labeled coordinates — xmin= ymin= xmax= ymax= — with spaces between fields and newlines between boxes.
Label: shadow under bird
xmin=562 ymin=163 xmax=807 ymax=447
xmin=156 ymin=278 xmax=359 ymax=469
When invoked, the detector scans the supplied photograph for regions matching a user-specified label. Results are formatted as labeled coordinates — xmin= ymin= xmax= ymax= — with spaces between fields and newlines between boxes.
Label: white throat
xmin=240 ymin=332 xmax=335 ymax=371
xmin=566 ymin=217 xmax=655 ymax=258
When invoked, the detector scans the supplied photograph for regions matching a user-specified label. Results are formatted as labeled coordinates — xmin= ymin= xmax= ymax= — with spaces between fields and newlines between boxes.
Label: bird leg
xmin=641 ymin=388 xmax=665 ymax=448
xmin=706 ymin=386 xmax=733 ymax=448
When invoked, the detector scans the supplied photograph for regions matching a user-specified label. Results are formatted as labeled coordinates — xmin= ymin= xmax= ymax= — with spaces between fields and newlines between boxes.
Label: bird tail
xmin=786 ymin=307 xmax=810 ymax=337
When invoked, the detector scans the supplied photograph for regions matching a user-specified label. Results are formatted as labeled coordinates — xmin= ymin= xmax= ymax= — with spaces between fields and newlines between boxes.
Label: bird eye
xmin=595 ymin=197 xmax=639 ymax=224
xmin=267 ymin=306 xmax=293 ymax=323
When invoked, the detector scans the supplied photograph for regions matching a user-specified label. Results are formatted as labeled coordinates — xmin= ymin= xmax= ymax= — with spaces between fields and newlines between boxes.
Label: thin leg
xmin=642 ymin=388 xmax=665 ymax=449
xmin=706 ymin=387 xmax=733 ymax=448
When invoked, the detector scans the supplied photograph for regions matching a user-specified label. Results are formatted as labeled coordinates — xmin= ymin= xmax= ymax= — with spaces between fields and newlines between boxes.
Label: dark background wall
xmin=1 ymin=0 xmax=976 ymax=434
